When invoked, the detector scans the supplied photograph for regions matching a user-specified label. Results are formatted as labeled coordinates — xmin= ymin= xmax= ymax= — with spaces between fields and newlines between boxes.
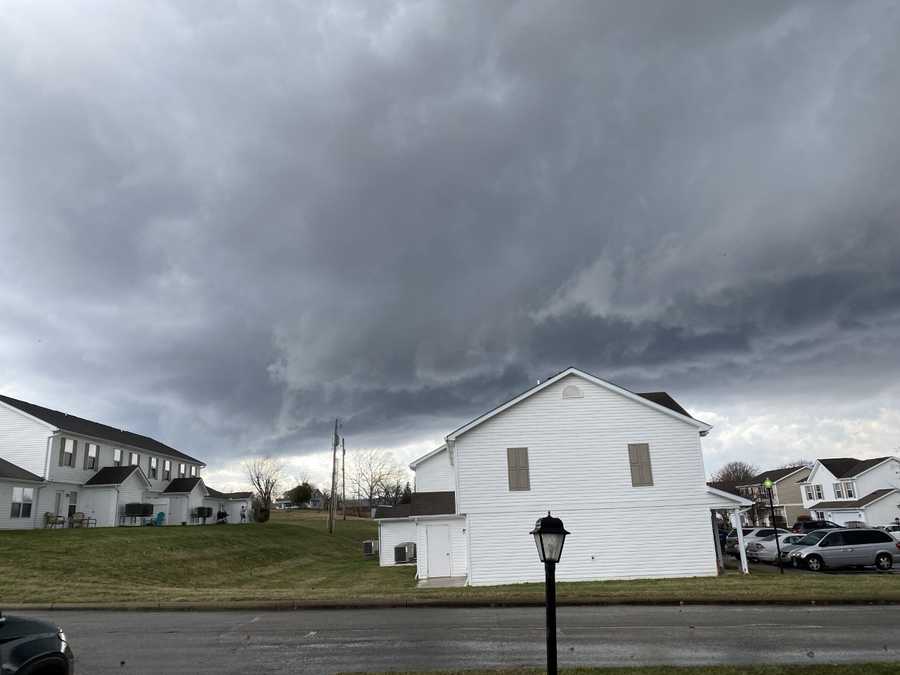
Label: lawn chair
xmin=152 ymin=512 xmax=165 ymax=527
xmin=44 ymin=512 xmax=65 ymax=528
xmin=70 ymin=512 xmax=95 ymax=528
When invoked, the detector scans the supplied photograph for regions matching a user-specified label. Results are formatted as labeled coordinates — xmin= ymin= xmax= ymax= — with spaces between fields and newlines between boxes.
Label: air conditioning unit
xmin=394 ymin=541 xmax=417 ymax=564
xmin=362 ymin=540 xmax=379 ymax=557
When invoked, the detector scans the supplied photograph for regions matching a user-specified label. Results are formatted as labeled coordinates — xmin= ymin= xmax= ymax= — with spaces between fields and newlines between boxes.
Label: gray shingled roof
xmin=84 ymin=466 xmax=142 ymax=486
xmin=374 ymin=491 xmax=456 ymax=519
xmin=819 ymin=456 xmax=893 ymax=478
xmin=164 ymin=477 xmax=204 ymax=493
xmin=809 ymin=488 xmax=898 ymax=511
xmin=206 ymin=486 xmax=252 ymax=500
xmin=0 ymin=393 xmax=204 ymax=466
xmin=742 ymin=466 xmax=808 ymax=486
xmin=0 ymin=457 xmax=43 ymax=482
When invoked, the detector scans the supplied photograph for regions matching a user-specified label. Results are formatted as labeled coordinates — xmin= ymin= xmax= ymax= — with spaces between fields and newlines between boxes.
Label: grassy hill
xmin=1 ymin=511 xmax=899 ymax=606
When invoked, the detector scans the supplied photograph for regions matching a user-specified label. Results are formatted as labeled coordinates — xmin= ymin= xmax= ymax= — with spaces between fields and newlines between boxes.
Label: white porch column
xmin=731 ymin=509 xmax=749 ymax=574
xmin=711 ymin=511 xmax=724 ymax=572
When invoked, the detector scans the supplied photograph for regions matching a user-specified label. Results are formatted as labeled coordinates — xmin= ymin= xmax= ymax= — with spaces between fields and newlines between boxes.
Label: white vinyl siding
xmin=0 ymin=403 xmax=54 ymax=477
xmin=455 ymin=374 xmax=716 ymax=586
xmin=0 ymin=481 xmax=43 ymax=529
xmin=414 ymin=449 xmax=455 ymax=492
xmin=378 ymin=519 xmax=417 ymax=566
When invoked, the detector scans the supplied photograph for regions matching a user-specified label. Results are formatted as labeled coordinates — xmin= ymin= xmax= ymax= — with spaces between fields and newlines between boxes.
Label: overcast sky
xmin=2 ymin=1 xmax=899 ymax=491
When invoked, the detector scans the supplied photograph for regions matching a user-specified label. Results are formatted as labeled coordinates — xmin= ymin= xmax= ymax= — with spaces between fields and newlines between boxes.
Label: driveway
xmin=16 ymin=605 xmax=900 ymax=674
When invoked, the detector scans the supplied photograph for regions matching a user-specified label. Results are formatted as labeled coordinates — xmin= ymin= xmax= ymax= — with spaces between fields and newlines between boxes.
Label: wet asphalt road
xmin=18 ymin=605 xmax=900 ymax=674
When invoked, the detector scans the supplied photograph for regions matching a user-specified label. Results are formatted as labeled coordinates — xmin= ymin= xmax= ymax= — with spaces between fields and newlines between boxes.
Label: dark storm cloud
xmin=2 ymin=0 xmax=900 ymax=472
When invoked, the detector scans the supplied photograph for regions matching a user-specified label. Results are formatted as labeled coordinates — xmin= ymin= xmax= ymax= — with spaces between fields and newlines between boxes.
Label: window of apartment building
xmin=814 ymin=485 xmax=824 ymax=500
xmin=178 ymin=463 xmax=186 ymax=478
xmin=628 ymin=443 xmax=654 ymax=487
xmin=833 ymin=483 xmax=844 ymax=499
xmin=58 ymin=437 xmax=76 ymax=467
xmin=113 ymin=448 xmax=123 ymax=466
xmin=804 ymin=485 xmax=815 ymax=500
xmin=10 ymin=487 xmax=34 ymax=518
xmin=843 ymin=482 xmax=856 ymax=499
xmin=506 ymin=447 xmax=530 ymax=491
xmin=129 ymin=451 xmax=140 ymax=466
xmin=148 ymin=456 xmax=158 ymax=480
xmin=84 ymin=443 xmax=99 ymax=470
xmin=163 ymin=459 xmax=171 ymax=480
xmin=190 ymin=465 xmax=197 ymax=477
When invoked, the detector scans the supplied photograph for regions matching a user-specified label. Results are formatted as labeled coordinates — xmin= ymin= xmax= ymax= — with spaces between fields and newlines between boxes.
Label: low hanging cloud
xmin=2 ymin=1 xmax=900 ymax=486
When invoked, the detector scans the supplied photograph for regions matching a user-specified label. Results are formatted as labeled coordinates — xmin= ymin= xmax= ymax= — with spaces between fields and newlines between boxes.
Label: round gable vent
xmin=562 ymin=384 xmax=583 ymax=399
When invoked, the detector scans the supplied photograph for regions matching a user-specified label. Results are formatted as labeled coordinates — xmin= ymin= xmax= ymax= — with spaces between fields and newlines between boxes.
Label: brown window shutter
xmin=628 ymin=443 xmax=653 ymax=487
xmin=507 ymin=447 xmax=530 ymax=491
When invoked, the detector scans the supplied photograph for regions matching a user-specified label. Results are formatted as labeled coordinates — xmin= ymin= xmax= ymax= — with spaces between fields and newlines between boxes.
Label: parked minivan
xmin=788 ymin=528 xmax=898 ymax=571
xmin=791 ymin=519 xmax=841 ymax=534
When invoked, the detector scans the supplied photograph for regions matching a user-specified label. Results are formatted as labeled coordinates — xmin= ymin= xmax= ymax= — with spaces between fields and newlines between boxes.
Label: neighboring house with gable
xmin=736 ymin=465 xmax=811 ymax=527
xmin=798 ymin=456 xmax=900 ymax=527
xmin=0 ymin=394 xmax=252 ymax=529
xmin=375 ymin=367 xmax=751 ymax=586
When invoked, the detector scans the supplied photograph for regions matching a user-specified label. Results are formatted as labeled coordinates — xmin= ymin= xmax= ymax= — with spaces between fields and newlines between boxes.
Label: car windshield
xmin=797 ymin=530 xmax=828 ymax=546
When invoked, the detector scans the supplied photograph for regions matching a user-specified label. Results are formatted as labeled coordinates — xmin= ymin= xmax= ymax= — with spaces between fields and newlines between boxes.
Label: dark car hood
xmin=0 ymin=614 xmax=60 ymax=641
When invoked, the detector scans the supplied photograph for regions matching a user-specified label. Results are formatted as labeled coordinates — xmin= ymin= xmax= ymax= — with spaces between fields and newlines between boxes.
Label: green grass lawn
xmin=1 ymin=511 xmax=899 ymax=605
xmin=340 ymin=667 xmax=900 ymax=675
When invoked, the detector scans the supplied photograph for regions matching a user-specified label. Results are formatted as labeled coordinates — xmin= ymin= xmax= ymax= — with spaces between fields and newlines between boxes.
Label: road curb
xmin=5 ymin=598 xmax=899 ymax=611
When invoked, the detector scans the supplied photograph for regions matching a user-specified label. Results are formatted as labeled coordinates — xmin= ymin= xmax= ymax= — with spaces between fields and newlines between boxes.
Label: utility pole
xmin=329 ymin=418 xmax=339 ymax=534
xmin=341 ymin=436 xmax=347 ymax=520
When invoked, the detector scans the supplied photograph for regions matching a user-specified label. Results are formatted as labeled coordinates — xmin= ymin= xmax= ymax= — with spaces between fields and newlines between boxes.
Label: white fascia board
xmin=409 ymin=445 xmax=447 ymax=470
xmin=445 ymin=367 xmax=711 ymax=442
xmin=0 ymin=400 xmax=57 ymax=431
xmin=707 ymin=486 xmax=754 ymax=507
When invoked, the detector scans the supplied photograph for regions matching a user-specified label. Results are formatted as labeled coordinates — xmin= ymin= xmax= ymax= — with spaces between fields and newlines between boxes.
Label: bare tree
xmin=244 ymin=456 xmax=285 ymax=521
xmin=710 ymin=461 xmax=758 ymax=488
xmin=779 ymin=459 xmax=813 ymax=469
xmin=349 ymin=449 xmax=407 ymax=511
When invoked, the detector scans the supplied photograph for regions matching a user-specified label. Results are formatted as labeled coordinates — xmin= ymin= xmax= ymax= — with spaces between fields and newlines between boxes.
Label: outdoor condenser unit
xmin=362 ymin=540 xmax=379 ymax=557
xmin=394 ymin=541 xmax=416 ymax=564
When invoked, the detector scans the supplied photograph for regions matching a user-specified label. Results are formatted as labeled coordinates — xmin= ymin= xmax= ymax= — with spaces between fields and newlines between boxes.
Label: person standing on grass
xmin=240 ymin=504 xmax=247 ymax=523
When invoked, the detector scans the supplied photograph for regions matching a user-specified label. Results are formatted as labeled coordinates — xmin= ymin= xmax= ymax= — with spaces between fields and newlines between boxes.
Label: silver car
xmin=725 ymin=527 xmax=791 ymax=556
xmin=789 ymin=528 xmax=898 ymax=571
xmin=746 ymin=533 xmax=806 ymax=563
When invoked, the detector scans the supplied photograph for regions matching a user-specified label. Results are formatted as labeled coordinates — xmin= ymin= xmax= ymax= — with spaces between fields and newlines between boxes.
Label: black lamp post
xmin=530 ymin=512 xmax=570 ymax=675
xmin=763 ymin=478 xmax=784 ymax=574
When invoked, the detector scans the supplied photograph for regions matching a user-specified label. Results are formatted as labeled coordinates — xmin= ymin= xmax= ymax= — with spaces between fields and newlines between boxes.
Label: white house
xmin=376 ymin=367 xmax=751 ymax=586
xmin=0 ymin=394 xmax=252 ymax=529
xmin=799 ymin=456 xmax=900 ymax=527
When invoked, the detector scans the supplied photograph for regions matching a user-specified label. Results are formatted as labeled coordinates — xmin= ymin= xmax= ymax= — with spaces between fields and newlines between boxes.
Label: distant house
xmin=307 ymin=489 xmax=324 ymax=510
xmin=736 ymin=466 xmax=812 ymax=527
xmin=799 ymin=457 xmax=900 ymax=527
xmin=0 ymin=394 xmax=252 ymax=529
xmin=375 ymin=367 xmax=750 ymax=586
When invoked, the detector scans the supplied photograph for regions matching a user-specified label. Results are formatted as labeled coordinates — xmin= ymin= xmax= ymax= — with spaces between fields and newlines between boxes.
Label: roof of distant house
xmin=206 ymin=486 xmax=252 ymax=500
xmin=84 ymin=466 xmax=144 ymax=486
xmin=374 ymin=491 xmax=455 ymax=519
xmin=0 ymin=457 xmax=43 ymax=482
xmin=809 ymin=488 xmax=898 ymax=511
xmin=739 ymin=466 xmax=808 ymax=487
xmin=706 ymin=481 xmax=741 ymax=496
xmin=818 ymin=457 xmax=894 ymax=479
xmin=163 ymin=477 xmax=204 ymax=494
xmin=0 ymin=393 xmax=204 ymax=466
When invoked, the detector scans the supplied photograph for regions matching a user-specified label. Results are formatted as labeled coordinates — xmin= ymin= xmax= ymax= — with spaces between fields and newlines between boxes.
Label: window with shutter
xmin=628 ymin=443 xmax=654 ymax=487
xmin=507 ymin=447 xmax=530 ymax=491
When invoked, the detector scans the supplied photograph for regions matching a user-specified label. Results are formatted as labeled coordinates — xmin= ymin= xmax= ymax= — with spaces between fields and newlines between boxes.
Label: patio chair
xmin=44 ymin=512 xmax=65 ymax=528
xmin=70 ymin=512 xmax=89 ymax=528
xmin=152 ymin=512 xmax=165 ymax=527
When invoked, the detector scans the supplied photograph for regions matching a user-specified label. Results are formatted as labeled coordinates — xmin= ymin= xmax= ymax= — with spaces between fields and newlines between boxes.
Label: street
xmin=17 ymin=605 xmax=900 ymax=674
